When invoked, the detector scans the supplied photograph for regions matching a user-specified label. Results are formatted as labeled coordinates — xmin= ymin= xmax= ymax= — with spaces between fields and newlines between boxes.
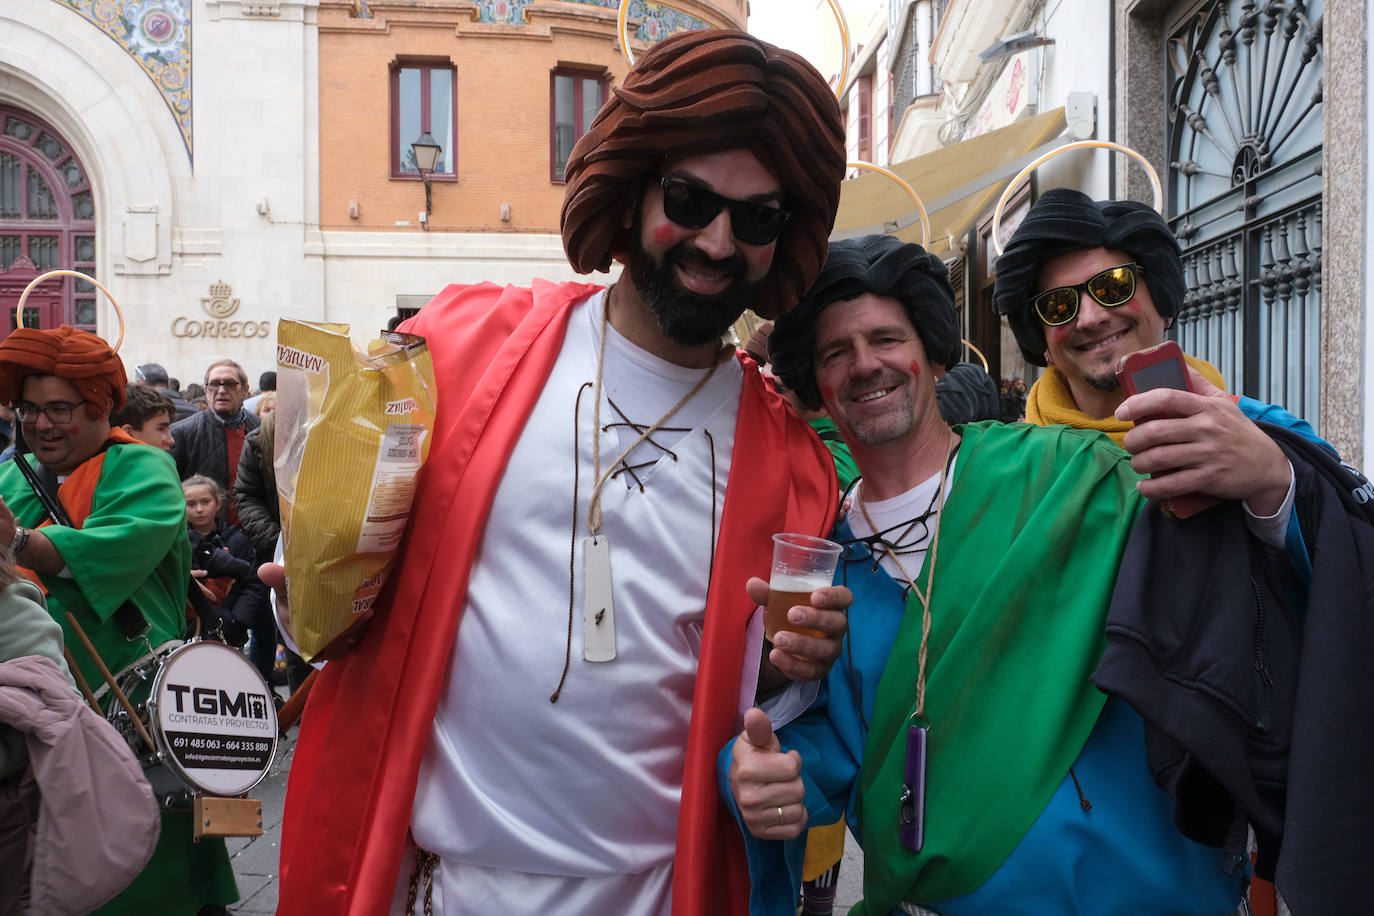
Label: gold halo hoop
xmin=617 ymin=0 xmax=636 ymax=65
xmin=847 ymin=161 xmax=930 ymax=249
xmin=16 ymin=269 xmax=126 ymax=353
xmin=990 ymin=140 xmax=1164 ymax=257
xmin=825 ymin=0 xmax=851 ymax=98
xmin=617 ymin=0 xmax=853 ymax=96
xmin=962 ymin=338 xmax=989 ymax=374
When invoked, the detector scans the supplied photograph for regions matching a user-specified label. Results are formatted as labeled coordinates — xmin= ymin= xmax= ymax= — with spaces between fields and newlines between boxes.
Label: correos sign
xmin=172 ymin=281 xmax=271 ymax=338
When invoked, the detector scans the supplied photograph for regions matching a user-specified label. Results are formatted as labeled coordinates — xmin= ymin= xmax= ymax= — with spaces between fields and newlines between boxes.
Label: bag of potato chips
xmin=273 ymin=320 xmax=436 ymax=661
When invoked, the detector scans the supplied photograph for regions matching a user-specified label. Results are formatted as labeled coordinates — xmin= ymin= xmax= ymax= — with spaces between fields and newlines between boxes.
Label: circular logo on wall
xmin=202 ymin=280 xmax=241 ymax=319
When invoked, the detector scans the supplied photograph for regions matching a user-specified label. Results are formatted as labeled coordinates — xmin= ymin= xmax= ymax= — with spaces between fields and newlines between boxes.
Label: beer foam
xmin=769 ymin=571 xmax=833 ymax=592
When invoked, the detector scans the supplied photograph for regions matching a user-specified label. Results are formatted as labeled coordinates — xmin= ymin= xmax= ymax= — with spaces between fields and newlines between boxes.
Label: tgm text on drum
xmin=164 ymin=683 xmax=272 ymax=720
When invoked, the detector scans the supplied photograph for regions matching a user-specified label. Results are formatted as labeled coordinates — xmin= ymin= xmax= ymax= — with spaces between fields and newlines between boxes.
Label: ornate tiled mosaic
xmin=50 ymin=0 xmax=193 ymax=162
xmin=473 ymin=0 xmax=711 ymax=42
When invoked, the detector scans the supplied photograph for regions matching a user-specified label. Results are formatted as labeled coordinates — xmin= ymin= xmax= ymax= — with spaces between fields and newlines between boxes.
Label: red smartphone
xmin=1115 ymin=341 xmax=1219 ymax=520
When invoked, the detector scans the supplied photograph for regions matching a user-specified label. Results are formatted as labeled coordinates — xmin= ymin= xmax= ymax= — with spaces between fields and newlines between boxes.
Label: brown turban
xmin=561 ymin=28 xmax=846 ymax=319
xmin=0 ymin=326 xmax=127 ymax=419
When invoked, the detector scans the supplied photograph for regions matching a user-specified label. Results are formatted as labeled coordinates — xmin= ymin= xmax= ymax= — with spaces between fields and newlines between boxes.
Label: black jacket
xmin=233 ymin=412 xmax=279 ymax=562
xmin=188 ymin=521 xmax=268 ymax=633
xmin=1093 ymin=424 xmax=1374 ymax=916
xmin=156 ymin=387 xmax=198 ymax=421
xmin=169 ymin=409 xmax=259 ymax=489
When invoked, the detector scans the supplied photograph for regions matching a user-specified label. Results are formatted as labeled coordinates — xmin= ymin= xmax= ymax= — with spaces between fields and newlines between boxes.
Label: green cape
xmin=854 ymin=422 xmax=1145 ymax=913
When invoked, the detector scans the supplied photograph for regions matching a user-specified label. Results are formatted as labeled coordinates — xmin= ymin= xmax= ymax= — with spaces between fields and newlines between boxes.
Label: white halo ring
xmin=991 ymin=140 xmax=1163 ymax=257
xmin=16 ymin=269 xmax=125 ymax=353
xmin=616 ymin=0 xmax=853 ymax=94
xmin=848 ymin=161 xmax=930 ymax=249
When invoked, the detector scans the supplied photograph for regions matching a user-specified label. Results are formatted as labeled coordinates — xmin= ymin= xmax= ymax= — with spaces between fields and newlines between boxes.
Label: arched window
xmin=0 ymin=105 xmax=97 ymax=333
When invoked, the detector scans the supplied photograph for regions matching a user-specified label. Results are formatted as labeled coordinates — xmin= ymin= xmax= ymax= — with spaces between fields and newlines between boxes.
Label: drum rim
xmin=145 ymin=638 xmax=279 ymax=797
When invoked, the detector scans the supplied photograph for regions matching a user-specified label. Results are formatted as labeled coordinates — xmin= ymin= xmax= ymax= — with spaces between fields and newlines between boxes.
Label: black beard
xmin=626 ymin=215 xmax=761 ymax=347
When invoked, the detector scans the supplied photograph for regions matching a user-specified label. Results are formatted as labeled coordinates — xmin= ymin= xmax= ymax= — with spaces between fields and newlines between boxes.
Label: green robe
xmin=808 ymin=416 xmax=859 ymax=490
xmin=0 ymin=442 xmax=237 ymax=914
xmin=856 ymin=421 xmax=1147 ymax=910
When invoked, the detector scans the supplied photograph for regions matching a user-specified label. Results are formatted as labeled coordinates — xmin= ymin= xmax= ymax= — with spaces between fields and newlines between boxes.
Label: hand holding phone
xmin=1115 ymin=341 xmax=1220 ymax=520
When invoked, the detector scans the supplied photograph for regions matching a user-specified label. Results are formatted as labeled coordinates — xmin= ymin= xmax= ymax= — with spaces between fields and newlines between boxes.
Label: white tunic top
xmin=405 ymin=292 xmax=742 ymax=914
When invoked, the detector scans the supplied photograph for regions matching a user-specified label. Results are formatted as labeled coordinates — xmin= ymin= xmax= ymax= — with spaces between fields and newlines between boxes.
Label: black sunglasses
xmin=1031 ymin=263 xmax=1146 ymax=327
xmin=655 ymin=175 xmax=790 ymax=246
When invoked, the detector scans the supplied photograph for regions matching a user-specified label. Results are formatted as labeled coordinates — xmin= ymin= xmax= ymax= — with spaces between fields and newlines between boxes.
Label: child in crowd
xmin=183 ymin=475 xmax=267 ymax=648
xmin=111 ymin=384 xmax=177 ymax=450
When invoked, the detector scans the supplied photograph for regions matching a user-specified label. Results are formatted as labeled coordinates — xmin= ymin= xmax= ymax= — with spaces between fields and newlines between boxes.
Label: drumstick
xmin=62 ymin=645 xmax=103 ymax=714
xmin=276 ymin=668 xmax=318 ymax=733
xmin=65 ymin=612 xmax=157 ymax=752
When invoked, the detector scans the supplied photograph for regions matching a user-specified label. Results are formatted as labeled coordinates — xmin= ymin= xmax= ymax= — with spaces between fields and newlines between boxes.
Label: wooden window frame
xmin=390 ymin=58 xmax=458 ymax=182
xmin=549 ymin=67 xmax=608 ymax=184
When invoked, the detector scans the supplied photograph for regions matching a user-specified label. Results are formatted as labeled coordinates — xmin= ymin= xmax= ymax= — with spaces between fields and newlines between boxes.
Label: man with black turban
xmin=993 ymin=188 xmax=1306 ymax=506
xmin=0 ymin=326 xmax=237 ymax=915
xmin=724 ymin=236 xmax=1262 ymax=915
xmin=991 ymin=191 xmax=1374 ymax=915
xmin=276 ymin=28 xmax=852 ymax=916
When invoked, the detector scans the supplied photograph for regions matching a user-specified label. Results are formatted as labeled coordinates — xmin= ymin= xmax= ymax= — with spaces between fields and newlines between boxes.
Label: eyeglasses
xmin=655 ymin=175 xmax=790 ymax=246
xmin=205 ymin=379 xmax=242 ymax=390
xmin=1031 ymin=263 xmax=1147 ymax=327
xmin=15 ymin=400 xmax=87 ymax=425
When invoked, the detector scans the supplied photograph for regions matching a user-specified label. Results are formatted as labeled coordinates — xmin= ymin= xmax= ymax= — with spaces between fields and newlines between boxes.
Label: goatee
xmin=1085 ymin=370 xmax=1122 ymax=393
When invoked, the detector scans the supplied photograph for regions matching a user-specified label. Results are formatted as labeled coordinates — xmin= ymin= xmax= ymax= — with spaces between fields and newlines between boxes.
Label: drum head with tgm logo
xmin=146 ymin=640 xmax=279 ymax=796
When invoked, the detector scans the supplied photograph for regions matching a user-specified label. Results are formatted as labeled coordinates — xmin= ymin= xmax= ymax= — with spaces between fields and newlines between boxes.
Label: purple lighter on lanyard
xmin=899 ymin=720 xmax=928 ymax=852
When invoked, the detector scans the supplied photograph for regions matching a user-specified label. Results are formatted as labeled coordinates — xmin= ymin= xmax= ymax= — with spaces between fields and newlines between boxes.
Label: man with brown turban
xmin=276 ymin=27 xmax=850 ymax=916
xmin=0 ymin=325 xmax=238 ymax=915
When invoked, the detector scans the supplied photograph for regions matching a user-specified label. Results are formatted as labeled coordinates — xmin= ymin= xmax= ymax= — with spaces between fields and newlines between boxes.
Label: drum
xmin=145 ymin=640 xmax=279 ymax=797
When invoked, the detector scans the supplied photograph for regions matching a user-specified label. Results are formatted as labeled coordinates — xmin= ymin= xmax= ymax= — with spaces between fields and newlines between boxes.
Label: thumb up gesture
xmin=729 ymin=707 xmax=807 ymax=839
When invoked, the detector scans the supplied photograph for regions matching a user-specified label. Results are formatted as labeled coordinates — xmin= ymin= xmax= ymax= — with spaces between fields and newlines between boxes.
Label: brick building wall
xmin=317 ymin=1 xmax=744 ymax=236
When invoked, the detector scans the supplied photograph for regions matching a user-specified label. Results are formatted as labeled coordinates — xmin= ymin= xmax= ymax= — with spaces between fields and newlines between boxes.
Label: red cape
xmin=278 ymin=280 xmax=837 ymax=915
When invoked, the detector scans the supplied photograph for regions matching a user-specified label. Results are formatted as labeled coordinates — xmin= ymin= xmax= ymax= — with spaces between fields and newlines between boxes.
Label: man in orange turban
xmin=0 ymin=325 xmax=234 ymax=915
xmin=277 ymin=28 xmax=851 ymax=916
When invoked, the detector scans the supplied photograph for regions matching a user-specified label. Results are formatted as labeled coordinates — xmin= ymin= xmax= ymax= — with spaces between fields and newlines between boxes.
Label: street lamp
xmin=411 ymin=132 xmax=442 ymax=230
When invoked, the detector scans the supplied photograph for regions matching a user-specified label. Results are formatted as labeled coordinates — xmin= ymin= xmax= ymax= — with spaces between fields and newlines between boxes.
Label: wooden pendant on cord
xmin=582 ymin=534 xmax=616 ymax=661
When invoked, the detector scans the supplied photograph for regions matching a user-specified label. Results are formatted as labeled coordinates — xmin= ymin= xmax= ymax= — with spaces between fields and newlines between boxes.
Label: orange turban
xmin=0 ymin=326 xmax=127 ymax=419
xmin=561 ymin=28 xmax=846 ymax=319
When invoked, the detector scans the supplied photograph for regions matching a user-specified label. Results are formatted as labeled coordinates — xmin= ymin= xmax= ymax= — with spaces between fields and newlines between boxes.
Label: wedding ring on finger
xmin=776 ymin=806 xmax=785 ymax=827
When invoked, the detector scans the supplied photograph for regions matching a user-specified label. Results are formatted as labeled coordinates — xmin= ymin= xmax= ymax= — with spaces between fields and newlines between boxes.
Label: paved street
xmin=227 ymin=723 xmax=294 ymax=914
xmin=226 ymin=722 xmax=864 ymax=915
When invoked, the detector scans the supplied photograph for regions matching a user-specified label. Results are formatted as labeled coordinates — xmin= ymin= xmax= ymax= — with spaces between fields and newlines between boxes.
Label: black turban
xmin=771 ymin=235 xmax=960 ymax=410
xmin=993 ymin=187 xmax=1184 ymax=367
xmin=560 ymin=28 xmax=846 ymax=320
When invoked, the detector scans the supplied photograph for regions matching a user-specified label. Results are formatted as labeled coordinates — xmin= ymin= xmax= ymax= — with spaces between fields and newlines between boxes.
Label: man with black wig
xmin=276 ymin=28 xmax=854 ymax=916
xmin=718 ymin=235 xmax=1322 ymax=915
xmin=993 ymin=187 xmax=1322 ymax=513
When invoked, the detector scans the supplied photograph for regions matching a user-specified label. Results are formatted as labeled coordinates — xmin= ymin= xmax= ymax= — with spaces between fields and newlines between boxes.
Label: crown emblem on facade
xmin=202 ymin=280 xmax=240 ymax=319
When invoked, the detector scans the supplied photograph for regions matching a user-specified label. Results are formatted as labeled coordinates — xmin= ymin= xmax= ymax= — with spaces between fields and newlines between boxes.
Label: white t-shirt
xmin=404 ymin=292 xmax=742 ymax=915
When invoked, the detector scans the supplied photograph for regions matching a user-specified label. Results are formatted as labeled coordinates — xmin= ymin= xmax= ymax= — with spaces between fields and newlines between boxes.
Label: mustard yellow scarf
xmin=1025 ymin=356 xmax=1227 ymax=445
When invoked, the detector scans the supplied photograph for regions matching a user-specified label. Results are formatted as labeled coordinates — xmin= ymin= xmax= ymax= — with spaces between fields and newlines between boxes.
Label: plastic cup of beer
xmin=766 ymin=533 xmax=842 ymax=641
